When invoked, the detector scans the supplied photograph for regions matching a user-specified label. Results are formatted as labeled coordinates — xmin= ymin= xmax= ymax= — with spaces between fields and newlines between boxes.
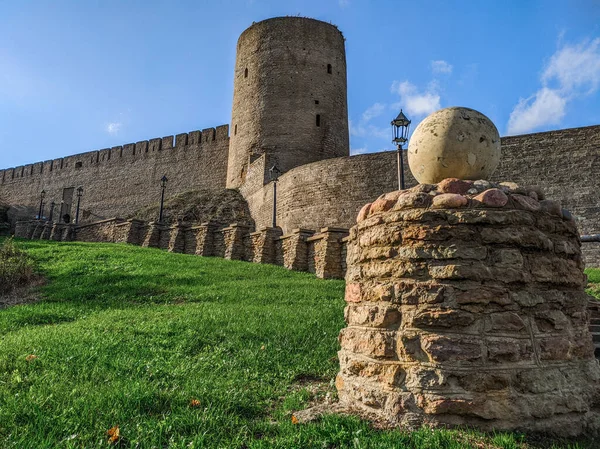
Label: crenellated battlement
xmin=0 ymin=124 xmax=230 ymax=225
xmin=0 ymin=124 xmax=229 ymax=185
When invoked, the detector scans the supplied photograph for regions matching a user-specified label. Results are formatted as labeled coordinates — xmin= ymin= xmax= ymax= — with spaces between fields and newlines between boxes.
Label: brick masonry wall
xmin=241 ymin=124 xmax=600 ymax=240
xmin=243 ymin=151 xmax=415 ymax=233
xmin=74 ymin=218 xmax=125 ymax=242
xmin=582 ymin=241 xmax=600 ymax=269
xmin=0 ymin=126 xmax=230 ymax=224
xmin=338 ymin=182 xmax=600 ymax=435
xmin=494 ymin=125 xmax=600 ymax=235
xmin=227 ymin=17 xmax=349 ymax=189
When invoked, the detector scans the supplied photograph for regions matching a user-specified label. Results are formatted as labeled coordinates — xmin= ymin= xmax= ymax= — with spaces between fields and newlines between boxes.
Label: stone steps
xmin=588 ymin=301 xmax=600 ymax=359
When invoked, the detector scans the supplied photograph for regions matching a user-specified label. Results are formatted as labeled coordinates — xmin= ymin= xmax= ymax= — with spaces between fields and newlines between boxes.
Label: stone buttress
xmin=336 ymin=179 xmax=600 ymax=436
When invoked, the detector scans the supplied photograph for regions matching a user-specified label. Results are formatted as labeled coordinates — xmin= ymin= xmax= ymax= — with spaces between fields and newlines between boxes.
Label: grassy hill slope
xmin=0 ymin=241 xmax=594 ymax=448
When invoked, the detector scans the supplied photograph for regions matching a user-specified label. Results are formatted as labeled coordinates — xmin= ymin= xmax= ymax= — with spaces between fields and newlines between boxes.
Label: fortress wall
xmin=244 ymin=151 xmax=416 ymax=233
xmin=0 ymin=125 xmax=229 ymax=223
xmin=494 ymin=125 xmax=600 ymax=235
xmin=242 ymin=124 xmax=600 ymax=237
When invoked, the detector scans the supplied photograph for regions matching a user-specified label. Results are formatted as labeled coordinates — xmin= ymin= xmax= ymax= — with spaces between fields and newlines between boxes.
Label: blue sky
xmin=1 ymin=0 xmax=599 ymax=168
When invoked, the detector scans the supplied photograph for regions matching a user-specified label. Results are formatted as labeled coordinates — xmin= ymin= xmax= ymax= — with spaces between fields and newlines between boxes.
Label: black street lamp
xmin=38 ymin=190 xmax=46 ymax=219
xmin=75 ymin=187 xmax=83 ymax=224
xmin=391 ymin=109 xmax=411 ymax=190
xmin=49 ymin=201 xmax=56 ymax=222
xmin=269 ymin=165 xmax=281 ymax=228
xmin=159 ymin=175 xmax=168 ymax=223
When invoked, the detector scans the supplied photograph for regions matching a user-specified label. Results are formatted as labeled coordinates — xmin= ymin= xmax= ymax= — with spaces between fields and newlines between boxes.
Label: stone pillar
xmin=278 ymin=229 xmax=315 ymax=271
xmin=26 ymin=220 xmax=39 ymax=239
xmin=184 ymin=227 xmax=198 ymax=255
xmin=114 ymin=219 xmax=144 ymax=245
xmin=223 ymin=224 xmax=250 ymax=261
xmin=168 ymin=222 xmax=189 ymax=253
xmin=62 ymin=224 xmax=75 ymax=241
xmin=0 ymin=222 xmax=9 ymax=236
xmin=40 ymin=221 xmax=53 ymax=240
xmin=340 ymin=236 xmax=349 ymax=277
xmin=50 ymin=223 xmax=65 ymax=241
xmin=31 ymin=220 xmax=45 ymax=239
xmin=195 ymin=222 xmax=218 ymax=256
xmin=141 ymin=222 xmax=163 ymax=248
xmin=307 ymin=227 xmax=349 ymax=279
xmin=14 ymin=221 xmax=30 ymax=238
xmin=213 ymin=228 xmax=226 ymax=258
xmin=247 ymin=227 xmax=283 ymax=264
xmin=337 ymin=182 xmax=600 ymax=436
xmin=159 ymin=225 xmax=171 ymax=250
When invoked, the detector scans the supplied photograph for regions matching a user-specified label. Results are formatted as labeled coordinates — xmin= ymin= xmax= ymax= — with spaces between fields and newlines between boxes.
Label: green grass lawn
xmin=0 ymin=240 xmax=595 ymax=448
xmin=586 ymin=268 xmax=600 ymax=299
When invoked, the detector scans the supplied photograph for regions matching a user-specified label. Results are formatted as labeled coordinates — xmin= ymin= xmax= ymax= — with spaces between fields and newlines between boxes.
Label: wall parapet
xmin=0 ymin=125 xmax=229 ymax=185
xmin=12 ymin=217 xmax=349 ymax=279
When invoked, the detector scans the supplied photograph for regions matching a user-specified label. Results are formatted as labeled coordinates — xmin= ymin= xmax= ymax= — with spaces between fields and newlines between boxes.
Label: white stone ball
xmin=407 ymin=107 xmax=501 ymax=184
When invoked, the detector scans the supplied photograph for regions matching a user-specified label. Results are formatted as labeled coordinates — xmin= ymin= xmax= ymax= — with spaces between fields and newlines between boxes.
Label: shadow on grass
xmin=1 ymin=240 xmax=344 ymax=334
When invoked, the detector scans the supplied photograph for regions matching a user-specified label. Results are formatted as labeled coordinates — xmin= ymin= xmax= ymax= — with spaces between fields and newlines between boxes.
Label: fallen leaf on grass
xmin=106 ymin=426 xmax=120 ymax=444
xmin=260 ymin=345 xmax=265 ymax=350
xmin=25 ymin=355 xmax=38 ymax=362
xmin=189 ymin=399 xmax=201 ymax=408
xmin=291 ymin=415 xmax=299 ymax=424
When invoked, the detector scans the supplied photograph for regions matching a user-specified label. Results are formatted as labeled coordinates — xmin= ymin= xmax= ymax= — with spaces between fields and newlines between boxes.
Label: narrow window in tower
xmin=234 ymin=124 xmax=238 ymax=135
xmin=316 ymin=114 xmax=321 ymax=127
xmin=315 ymin=100 xmax=319 ymax=105
xmin=327 ymin=64 xmax=332 ymax=74
xmin=75 ymin=161 xmax=83 ymax=169
xmin=244 ymin=68 xmax=248 ymax=78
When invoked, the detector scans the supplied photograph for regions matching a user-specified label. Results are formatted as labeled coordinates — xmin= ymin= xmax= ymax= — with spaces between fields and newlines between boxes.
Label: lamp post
xmin=269 ymin=165 xmax=281 ymax=228
xmin=38 ymin=190 xmax=46 ymax=219
xmin=159 ymin=175 xmax=168 ymax=223
xmin=49 ymin=201 xmax=56 ymax=222
xmin=391 ymin=109 xmax=411 ymax=190
xmin=75 ymin=187 xmax=83 ymax=224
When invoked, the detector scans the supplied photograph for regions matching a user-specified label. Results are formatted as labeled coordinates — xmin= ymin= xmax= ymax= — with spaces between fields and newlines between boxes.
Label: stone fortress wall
xmin=1 ymin=16 xmax=600 ymax=265
xmin=0 ymin=126 xmax=230 ymax=222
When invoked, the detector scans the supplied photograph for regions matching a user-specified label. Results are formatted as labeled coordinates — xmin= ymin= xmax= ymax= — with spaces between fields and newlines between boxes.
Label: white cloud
xmin=507 ymin=37 xmax=600 ymax=134
xmin=507 ymin=88 xmax=567 ymax=135
xmin=361 ymin=102 xmax=385 ymax=122
xmin=431 ymin=60 xmax=453 ymax=74
xmin=106 ymin=122 xmax=122 ymax=135
xmin=351 ymin=147 xmax=369 ymax=155
xmin=349 ymin=103 xmax=390 ymax=146
xmin=542 ymin=38 xmax=600 ymax=93
xmin=391 ymin=80 xmax=441 ymax=117
xmin=350 ymin=120 xmax=389 ymax=140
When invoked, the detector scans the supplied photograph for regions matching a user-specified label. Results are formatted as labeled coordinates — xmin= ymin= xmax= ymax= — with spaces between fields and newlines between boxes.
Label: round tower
xmin=227 ymin=17 xmax=350 ymax=189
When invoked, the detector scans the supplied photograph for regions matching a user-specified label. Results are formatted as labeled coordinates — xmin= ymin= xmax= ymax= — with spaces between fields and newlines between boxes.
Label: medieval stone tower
xmin=226 ymin=17 xmax=350 ymax=189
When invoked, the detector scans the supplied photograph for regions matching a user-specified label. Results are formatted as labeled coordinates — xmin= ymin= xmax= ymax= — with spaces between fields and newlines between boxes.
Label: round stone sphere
xmin=407 ymin=107 xmax=501 ymax=184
